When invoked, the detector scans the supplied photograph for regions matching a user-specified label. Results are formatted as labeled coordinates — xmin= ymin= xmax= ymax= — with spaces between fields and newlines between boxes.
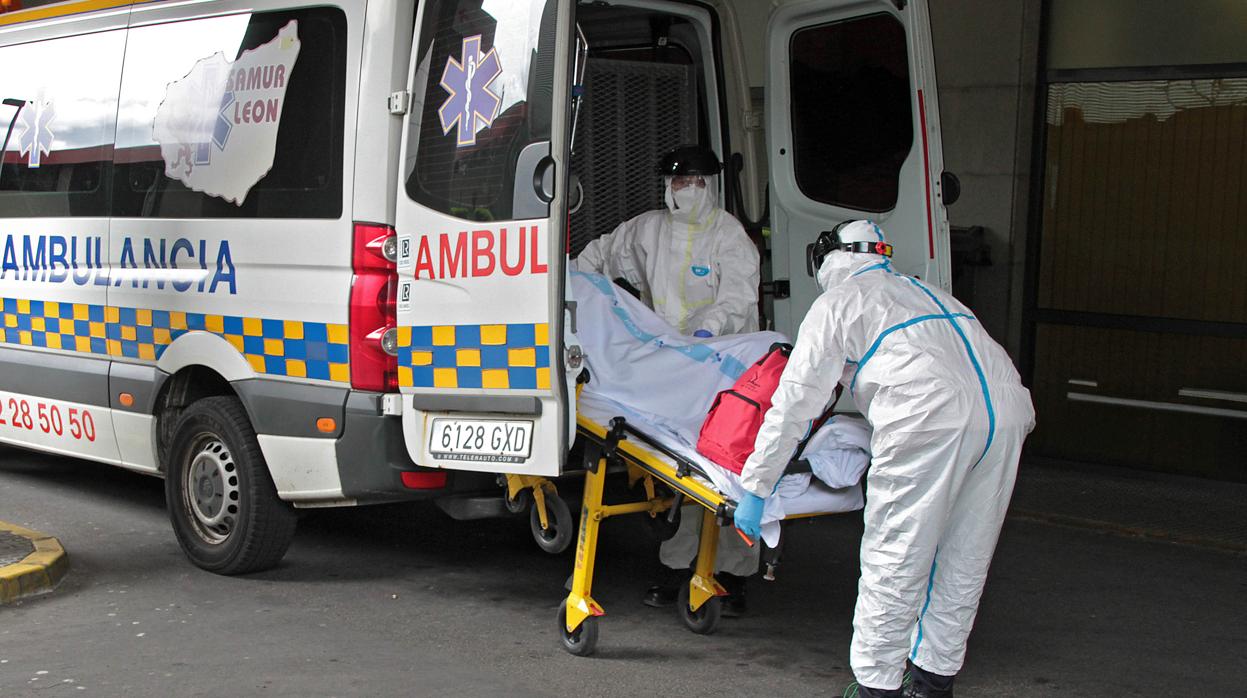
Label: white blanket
xmin=571 ymin=272 xmax=870 ymax=545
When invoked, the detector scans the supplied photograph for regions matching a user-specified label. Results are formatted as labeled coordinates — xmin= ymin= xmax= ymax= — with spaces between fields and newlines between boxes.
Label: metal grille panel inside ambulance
xmin=569 ymin=59 xmax=697 ymax=257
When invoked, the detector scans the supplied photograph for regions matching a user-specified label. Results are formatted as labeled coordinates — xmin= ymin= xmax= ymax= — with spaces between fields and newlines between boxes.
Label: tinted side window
xmin=0 ymin=30 xmax=125 ymax=218
xmin=790 ymin=14 xmax=913 ymax=212
xmin=405 ymin=0 xmax=556 ymax=221
xmin=112 ymin=8 xmax=346 ymax=219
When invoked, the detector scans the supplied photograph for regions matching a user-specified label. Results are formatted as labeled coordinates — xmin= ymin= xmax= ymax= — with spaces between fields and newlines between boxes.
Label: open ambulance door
xmin=394 ymin=0 xmax=575 ymax=476
xmin=765 ymin=0 xmax=951 ymax=336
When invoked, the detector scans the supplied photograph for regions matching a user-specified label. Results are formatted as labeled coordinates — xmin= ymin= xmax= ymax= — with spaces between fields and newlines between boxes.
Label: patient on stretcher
xmin=570 ymin=272 xmax=869 ymax=545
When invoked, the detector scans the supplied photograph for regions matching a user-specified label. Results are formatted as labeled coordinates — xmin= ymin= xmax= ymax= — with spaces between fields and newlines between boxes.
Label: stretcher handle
xmin=615 ymin=420 xmax=711 ymax=482
xmin=734 ymin=526 xmax=756 ymax=547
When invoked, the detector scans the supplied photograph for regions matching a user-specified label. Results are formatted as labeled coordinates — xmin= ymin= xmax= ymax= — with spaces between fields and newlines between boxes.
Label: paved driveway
xmin=1 ymin=446 xmax=1242 ymax=696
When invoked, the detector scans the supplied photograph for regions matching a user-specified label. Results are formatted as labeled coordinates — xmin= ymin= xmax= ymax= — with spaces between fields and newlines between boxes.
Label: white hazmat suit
xmin=575 ymin=176 xmax=760 ymax=336
xmin=739 ymin=221 xmax=1035 ymax=691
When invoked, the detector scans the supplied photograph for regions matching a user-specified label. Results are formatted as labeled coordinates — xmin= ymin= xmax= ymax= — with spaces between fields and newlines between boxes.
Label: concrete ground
xmin=0 ymin=445 xmax=1243 ymax=697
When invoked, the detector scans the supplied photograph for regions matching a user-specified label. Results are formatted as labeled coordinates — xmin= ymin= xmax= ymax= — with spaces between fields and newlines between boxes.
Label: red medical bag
xmin=696 ymin=343 xmax=792 ymax=474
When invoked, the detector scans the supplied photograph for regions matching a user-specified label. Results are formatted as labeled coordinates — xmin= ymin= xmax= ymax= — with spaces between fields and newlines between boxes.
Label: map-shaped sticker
xmin=153 ymin=21 xmax=301 ymax=205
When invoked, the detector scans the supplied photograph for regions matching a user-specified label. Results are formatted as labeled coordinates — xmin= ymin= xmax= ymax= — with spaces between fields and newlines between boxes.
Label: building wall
xmin=928 ymin=0 xmax=1041 ymax=359
xmin=1047 ymin=0 xmax=1247 ymax=69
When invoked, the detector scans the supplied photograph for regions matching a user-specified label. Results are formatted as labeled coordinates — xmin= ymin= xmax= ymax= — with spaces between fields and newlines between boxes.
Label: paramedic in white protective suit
xmin=575 ymin=144 xmax=761 ymax=614
xmin=575 ymin=144 xmax=759 ymax=337
xmin=733 ymin=221 xmax=1035 ymax=698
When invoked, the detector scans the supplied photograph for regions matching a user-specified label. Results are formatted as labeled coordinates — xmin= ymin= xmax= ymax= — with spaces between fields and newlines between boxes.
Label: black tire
xmin=677 ymin=582 xmax=722 ymax=635
xmin=504 ymin=488 xmax=531 ymax=515
xmin=529 ymin=492 xmax=573 ymax=554
xmin=557 ymin=599 xmax=599 ymax=656
xmin=165 ymin=396 xmax=297 ymax=575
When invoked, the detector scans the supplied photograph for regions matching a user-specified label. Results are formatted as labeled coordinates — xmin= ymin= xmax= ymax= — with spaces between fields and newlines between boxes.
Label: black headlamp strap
xmin=839 ymin=240 xmax=894 ymax=258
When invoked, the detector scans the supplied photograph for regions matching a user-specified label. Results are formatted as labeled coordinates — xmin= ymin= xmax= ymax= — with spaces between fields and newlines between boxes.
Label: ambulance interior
xmin=568 ymin=3 xmax=736 ymax=272
xmin=567 ymin=2 xmax=916 ymax=331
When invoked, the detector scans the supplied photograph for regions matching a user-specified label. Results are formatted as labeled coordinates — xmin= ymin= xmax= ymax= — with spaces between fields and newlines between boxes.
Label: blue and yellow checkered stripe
xmin=396 ymin=323 xmax=550 ymax=390
xmin=0 ymin=298 xmax=350 ymax=383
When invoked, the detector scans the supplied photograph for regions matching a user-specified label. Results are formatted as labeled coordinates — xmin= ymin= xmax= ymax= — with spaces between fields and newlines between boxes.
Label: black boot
xmin=902 ymin=662 xmax=955 ymax=698
xmin=719 ymin=572 xmax=748 ymax=617
xmin=842 ymin=681 xmax=904 ymax=698
xmin=642 ymin=567 xmax=687 ymax=608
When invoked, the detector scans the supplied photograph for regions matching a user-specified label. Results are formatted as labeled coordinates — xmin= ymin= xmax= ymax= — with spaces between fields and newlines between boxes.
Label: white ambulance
xmin=0 ymin=0 xmax=953 ymax=573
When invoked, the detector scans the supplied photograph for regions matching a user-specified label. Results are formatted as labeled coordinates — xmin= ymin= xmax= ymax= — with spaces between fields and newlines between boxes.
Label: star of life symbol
xmin=438 ymin=34 xmax=503 ymax=147
xmin=206 ymin=89 xmax=237 ymax=163
xmin=15 ymin=98 xmax=56 ymax=168
xmin=169 ymin=62 xmax=230 ymax=177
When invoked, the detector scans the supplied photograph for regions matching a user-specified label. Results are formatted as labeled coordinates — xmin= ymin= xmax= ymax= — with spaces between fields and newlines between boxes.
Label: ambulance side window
xmin=405 ymin=0 xmax=556 ymax=222
xmin=0 ymin=30 xmax=125 ymax=218
xmin=110 ymin=8 xmax=346 ymax=219
xmin=789 ymin=13 xmax=912 ymax=213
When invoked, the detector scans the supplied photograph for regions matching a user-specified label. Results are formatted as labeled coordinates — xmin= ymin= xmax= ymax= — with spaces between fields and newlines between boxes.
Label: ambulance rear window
xmin=404 ymin=0 xmax=557 ymax=222
xmin=789 ymin=13 xmax=913 ymax=213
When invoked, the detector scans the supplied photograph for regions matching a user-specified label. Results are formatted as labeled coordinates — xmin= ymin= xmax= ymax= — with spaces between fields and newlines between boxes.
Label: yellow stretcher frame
xmin=559 ymin=410 xmax=840 ymax=656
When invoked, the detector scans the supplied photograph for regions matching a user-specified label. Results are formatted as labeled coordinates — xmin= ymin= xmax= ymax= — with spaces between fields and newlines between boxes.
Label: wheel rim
xmin=182 ymin=435 xmax=241 ymax=545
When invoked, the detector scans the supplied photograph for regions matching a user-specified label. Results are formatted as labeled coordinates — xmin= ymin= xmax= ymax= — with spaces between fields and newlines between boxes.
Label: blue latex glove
xmin=693 ymin=329 xmax=713 ymax=338
xmin=734 ymin=492 xmax=765 ymax=541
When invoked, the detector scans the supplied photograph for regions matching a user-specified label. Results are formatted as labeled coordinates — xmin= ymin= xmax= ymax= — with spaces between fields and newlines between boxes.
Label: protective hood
xmin=664 ymin=175 xmax=718 ymax=225
xmin=814 ymin=220 xmax=893 ymax=291
xmin=816 ymin=250 xmax=886 ymax=291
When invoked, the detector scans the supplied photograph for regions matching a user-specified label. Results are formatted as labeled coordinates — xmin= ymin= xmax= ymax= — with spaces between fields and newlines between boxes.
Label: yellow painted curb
xmin=0 ymin=520 xmax=68 ymax=604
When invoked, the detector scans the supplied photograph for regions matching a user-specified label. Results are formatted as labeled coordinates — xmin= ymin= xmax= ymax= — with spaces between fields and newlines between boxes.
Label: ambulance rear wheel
xmin=557 ymin=599 xmax=599 ymax=656
xmin=530 ymin=493 xmax=573 ymax=554
xmin=165 ymin=396 xmax=297 ymax=575
xmin=677 ymin=583 xmax=722 ymax=635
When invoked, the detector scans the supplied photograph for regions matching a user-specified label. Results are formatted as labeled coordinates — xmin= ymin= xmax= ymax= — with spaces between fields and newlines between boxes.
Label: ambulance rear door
xmin=765 ymin=0 xmax=951 ymax=335
xmin=394 ymin=0 xmax=573 ymax=476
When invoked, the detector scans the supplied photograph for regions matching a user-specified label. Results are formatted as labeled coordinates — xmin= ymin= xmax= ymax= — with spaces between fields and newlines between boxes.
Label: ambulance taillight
xmin=350 ymin=222 xmax=399 ymax=392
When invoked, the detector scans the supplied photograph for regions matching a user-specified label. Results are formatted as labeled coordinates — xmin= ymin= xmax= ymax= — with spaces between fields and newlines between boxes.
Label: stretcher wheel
xmin=558 ymin=599 xmax=599 ymax=656
xmin=677 ymin=583 xmax=721 ymax=635
xmin=530 ymin=493 xmax=574 ymax=554
xmin=504 ymin=488 xmax=530 ymax=515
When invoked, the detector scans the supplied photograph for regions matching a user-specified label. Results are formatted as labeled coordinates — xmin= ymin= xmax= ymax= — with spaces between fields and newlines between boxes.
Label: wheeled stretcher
xmin=557 ymin=404 xmax=862 ymax=656
xmin=541 ymin=273 xmax=865 ymax=654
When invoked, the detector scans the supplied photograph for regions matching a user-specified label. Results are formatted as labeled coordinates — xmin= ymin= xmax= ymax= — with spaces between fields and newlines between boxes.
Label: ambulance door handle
xmin=941 ymin=171 xmax=961 ymax=206
xmin=533 ymin=155 xmax=556 ymax=204
xmin=513 ymin=142 xmax=552 ymax=218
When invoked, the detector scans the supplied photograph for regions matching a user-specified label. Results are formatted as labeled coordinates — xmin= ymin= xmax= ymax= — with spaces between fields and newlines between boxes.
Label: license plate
xmin=428 ymin=418 xmax=534 ymax=464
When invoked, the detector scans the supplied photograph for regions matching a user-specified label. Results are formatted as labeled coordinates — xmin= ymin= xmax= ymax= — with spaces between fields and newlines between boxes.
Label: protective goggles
xmin=670 ymin=175 xmax=707 ymax=190
xmin=805 ymin=222 xmax=894 ymax=276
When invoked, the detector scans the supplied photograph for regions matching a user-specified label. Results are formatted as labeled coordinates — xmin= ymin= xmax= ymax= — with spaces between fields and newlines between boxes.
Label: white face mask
xmin=664 ymin=177 xmax=716 ymax=224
